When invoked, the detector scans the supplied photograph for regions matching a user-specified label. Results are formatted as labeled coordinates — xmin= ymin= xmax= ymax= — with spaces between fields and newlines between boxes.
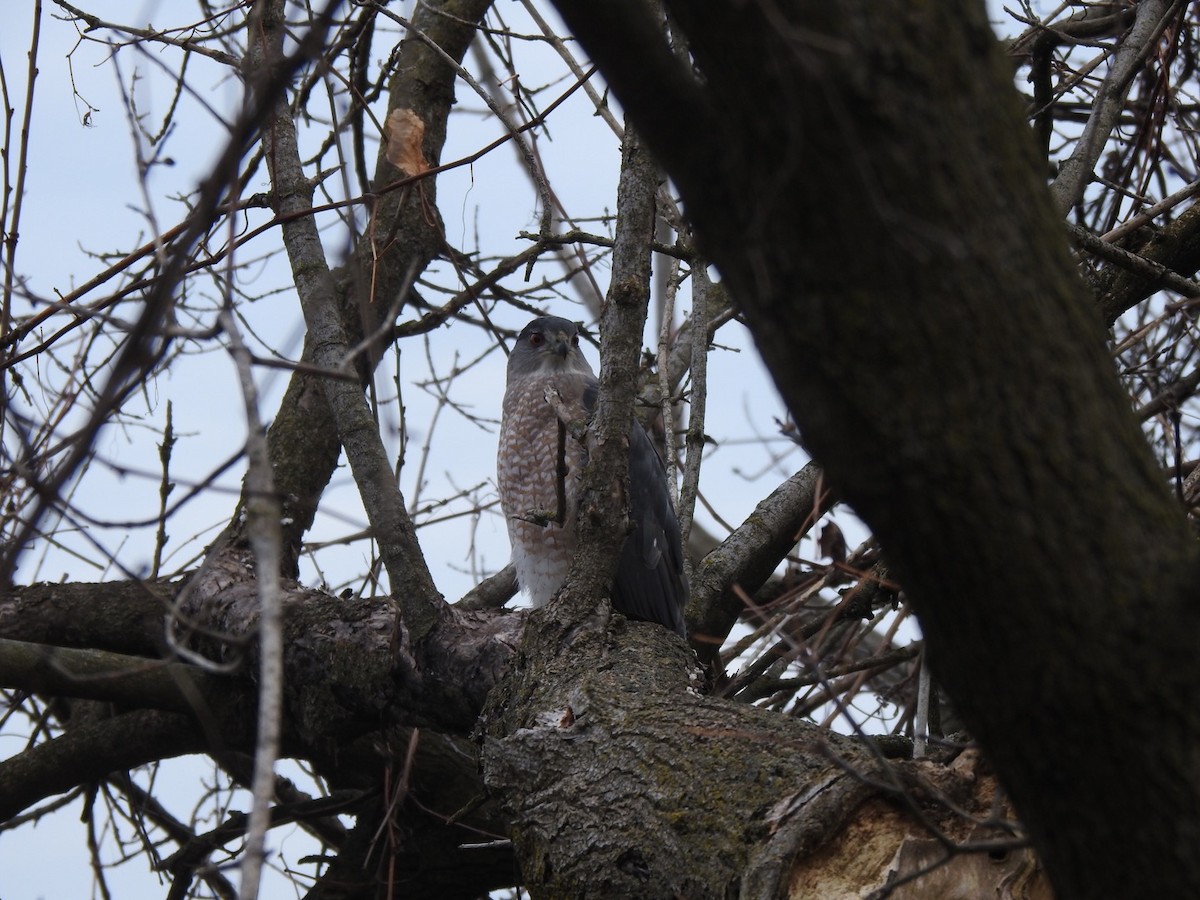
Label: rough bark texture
xmin=0 ymin=570 xmax=1040 ymax=898
xmin=1093 ymin=200 xmax=1200 ymax=324
xmin=0 ymin=578 xmax=175 ymax=656
xmin=551 ymin=0 xmax=1200 ymax=897
xmin=481 ymin=603 xmax=1050 ymax=898
xmin=176 ymin=552 xmax=521 ymax=737
xmin=0 ymin=568 xmax=520 ymax=894
xmin=481 ymin=614 xmax=878 ymax=899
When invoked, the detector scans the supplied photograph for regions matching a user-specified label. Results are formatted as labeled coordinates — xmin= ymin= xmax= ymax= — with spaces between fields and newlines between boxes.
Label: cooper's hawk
xmin=498 ymin=316 xmax=688 ymax=636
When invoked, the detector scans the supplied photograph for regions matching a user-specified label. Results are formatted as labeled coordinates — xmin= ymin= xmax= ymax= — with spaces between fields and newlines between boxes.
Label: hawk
xmin=497 ymin=316 xmax=688 ymax=636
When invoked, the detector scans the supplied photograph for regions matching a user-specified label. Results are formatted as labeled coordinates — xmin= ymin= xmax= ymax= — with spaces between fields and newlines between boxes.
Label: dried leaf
xmin=818 ymin=521 xmax=847 ymax=563
xmin=384 ymin=108 xmax=430 ymax=177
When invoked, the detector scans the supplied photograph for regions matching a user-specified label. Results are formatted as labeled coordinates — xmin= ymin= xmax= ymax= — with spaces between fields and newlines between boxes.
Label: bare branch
xmin=0 ymin=709 xmax=216 ymax=823
xmin=564 ymin=120 xmax=661 ymax=619
xmin=1050 ymin=0 xmax=1182 ymax=215
xmin=253 ymin=0 xmax=441 ymax=621
xmin=0 ymin=637 xmax=238 ymax=714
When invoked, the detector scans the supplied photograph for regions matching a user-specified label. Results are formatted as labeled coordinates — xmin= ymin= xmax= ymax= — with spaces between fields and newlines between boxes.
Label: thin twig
xmin=657 ymin=255 xmax=682 ymax=505
xmin=150 ymin=402 xmax=175 ymax=579
xmin=0 ymin=0 xmax=43 ymax=456
xmin=676 ymin=261 xmax=711 ymax=570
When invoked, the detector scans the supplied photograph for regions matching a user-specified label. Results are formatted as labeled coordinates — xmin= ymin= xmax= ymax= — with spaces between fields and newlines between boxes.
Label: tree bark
xmin=551 ymin=0 xmax=1200 ymax=896
xmin=481 ymin=618 xmax=882 ymax=899
xmin=1091 ymin=200 xmax=1200 ymax=325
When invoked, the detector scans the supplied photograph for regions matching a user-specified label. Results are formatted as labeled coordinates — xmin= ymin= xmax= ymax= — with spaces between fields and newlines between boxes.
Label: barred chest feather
xmin=497 ymin=371 xmax=593 ymax=605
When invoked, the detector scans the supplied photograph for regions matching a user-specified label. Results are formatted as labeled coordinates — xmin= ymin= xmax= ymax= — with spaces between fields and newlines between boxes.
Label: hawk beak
xmin=550 ymin=333 xmax=572 ymax=358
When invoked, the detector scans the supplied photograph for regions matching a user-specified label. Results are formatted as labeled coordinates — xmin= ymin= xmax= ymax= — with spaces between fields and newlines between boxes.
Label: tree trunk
xmin=482 ymin=602 xmax=1049 ymax=899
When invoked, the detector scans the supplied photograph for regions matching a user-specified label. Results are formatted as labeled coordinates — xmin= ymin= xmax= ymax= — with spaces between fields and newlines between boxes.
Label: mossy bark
xmin=480 ymin=609 xmax=881 ymax=899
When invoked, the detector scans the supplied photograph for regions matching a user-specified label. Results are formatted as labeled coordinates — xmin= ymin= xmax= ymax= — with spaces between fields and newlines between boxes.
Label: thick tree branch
xmin=353 ymin=0 xmax=494 ymax=309
xmin=0 ymin=637 xmax=239 ymax=715
xmin=0 ymin=710 xmax=230 ymax=823
xmin=0 ymin=579 xmax=175 ymax=656
xmin=181 ymin=555 xmax=523 ymax=734
xmin=456 ymin=563 xmax=518 ymax=610
xmin=1087 ymin=201 xmax=1200 ymax=324
xmin=1137 ymin=364 xmax=1200 ymax=421
xmin=557 ymin=1 xmax=1200 ymax=896
xmin=2 ymin=565 xmax=522 ymax=737
xmin=689 ymin=463 xmax=831 ymax=672
xmin=481 ymin=597 xmax=1032 ymax=897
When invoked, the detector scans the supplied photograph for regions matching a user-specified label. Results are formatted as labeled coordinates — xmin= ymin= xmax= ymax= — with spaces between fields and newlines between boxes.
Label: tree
xmin=1 ymin=1 xmax=1198 ymax=898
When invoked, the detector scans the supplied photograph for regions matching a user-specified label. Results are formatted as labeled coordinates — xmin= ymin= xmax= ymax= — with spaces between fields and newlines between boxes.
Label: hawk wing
xmin=583 ymin=382 xmax=688 ymax=636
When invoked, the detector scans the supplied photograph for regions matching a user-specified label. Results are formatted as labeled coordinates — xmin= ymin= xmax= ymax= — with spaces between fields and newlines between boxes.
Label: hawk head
xmin=507 ymin=317 xmax=594 ymax=379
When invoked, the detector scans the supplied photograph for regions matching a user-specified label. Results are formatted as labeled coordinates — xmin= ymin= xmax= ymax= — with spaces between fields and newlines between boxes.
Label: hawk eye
xmin=529 ymin=332 xmax=544 ymax=347
xmin=571 ymin=334 xmax=579 ymax=347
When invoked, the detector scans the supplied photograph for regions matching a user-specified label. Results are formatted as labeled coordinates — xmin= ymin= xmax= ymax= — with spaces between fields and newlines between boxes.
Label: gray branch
xmin=689 ymin=463 xmax=832 ymax=673
xmin=255 ymin=10 xmax=441 ymax=627
xmin=1050 ymin=0 xmax=1180 ymax=215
